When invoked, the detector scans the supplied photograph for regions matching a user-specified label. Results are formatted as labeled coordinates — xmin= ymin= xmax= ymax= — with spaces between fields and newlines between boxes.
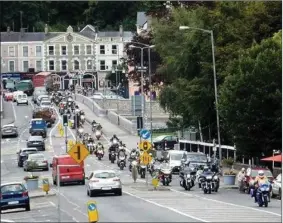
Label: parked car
xmin=50 ymin=155 xmax=85 ymax=186
xmin=12 ymin=90 xmax=24 ymax=102
xmin=153 ymin=135 xmax=178 ymax=150
xmin=39 ymin=100 xmax=52 ymax=109
xmin=17 ymin=147 xmax=38 ymax=167
xmin=23 ymin=153 xmax=49 ymax=171
xmin=26 ymin=135 xmax=45 ymax=151
xmin=86 ymin=170 xmax=122 ymax=197
xmin=272 ymin=174 xmax=281 ymax=200
xmin=3 ymin=92 xmax=13 ymax=101
xmin=16 ymin=93 xmax=28 ymax=105
xmin=1 ymin=124 xmax=18 ymax=138
xmin=0 ymin=182 xmax=30 ymax=211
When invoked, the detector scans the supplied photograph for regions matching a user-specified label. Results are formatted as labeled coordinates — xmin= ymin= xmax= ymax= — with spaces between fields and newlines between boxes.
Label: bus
xmin=15 ymin=80 xmax=34 ymax=96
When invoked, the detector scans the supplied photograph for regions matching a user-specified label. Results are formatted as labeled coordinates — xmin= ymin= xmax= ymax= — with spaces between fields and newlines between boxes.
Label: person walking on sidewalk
xmin=237 ymin=168 xmax=246 ymax=192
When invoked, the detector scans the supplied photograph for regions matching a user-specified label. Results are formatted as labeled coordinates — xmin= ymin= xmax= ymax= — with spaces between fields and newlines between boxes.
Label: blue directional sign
xmin=88 ymin=203 xmax=96 ymax=211
xmin=140 ymin=129 xmax=151 ymax=140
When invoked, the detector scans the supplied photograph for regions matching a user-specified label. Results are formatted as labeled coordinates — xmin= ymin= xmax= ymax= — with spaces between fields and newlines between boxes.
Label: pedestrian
xmin=237 ymin=168 xmax=246 ymax=192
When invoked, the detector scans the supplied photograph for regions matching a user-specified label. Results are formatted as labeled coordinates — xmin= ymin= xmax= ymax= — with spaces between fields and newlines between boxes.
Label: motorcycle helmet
xmin=203 ymin=166 xmax=209 ymax=172
xmin=258 ymin=170 xmax=265 ymax=179
xmin=113 ymin=134 xmax=117 ymax=138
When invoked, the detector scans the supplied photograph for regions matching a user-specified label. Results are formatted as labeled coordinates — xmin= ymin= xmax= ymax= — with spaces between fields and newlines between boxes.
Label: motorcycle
xmin=80 ymin=114 xmax=85 ymax=124
xmin=87 ymin=142 xmax=95 ymax=154
xmin=96 ymin=148 xmax=104 ymax=160
xmin=256 ymin=183 xmax=270 ymax=207
xmin=117 ymin=155 xmax=126 ymax=170
xmin=139 ymin=164 xmax=147 ymax=179
xmin=158 ymin=163 xmax=172 ymax=186
xmin=179 ymin=166 xmax=197 ymax=191
xmin=95 ymin=130 xmax=102 ymax=140
xmin=77 ymin=128 xmax=84 ymax=138
xmin=199 ymin=173 xmax=219 ymax=194
xmin=110 ymin=150 xmax=116 ymax=163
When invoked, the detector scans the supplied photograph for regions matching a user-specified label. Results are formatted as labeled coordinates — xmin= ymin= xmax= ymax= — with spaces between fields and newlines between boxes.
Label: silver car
xmin=1 ymin=124 xmax=18 ymax=138
xmin=23 ymin=153 xmax=49 ymax=171
xmin=272 ymin=174 xmax=281 ymax=200
xmin=86 ymin=170 xmax=122 ymax=196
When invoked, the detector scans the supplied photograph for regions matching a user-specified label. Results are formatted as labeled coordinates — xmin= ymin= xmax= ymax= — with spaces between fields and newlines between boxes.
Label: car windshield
xmin=251 ymin=170 xmax=273 ymax=178
xmin=23 ymin=149 xmax=37 ymax=153
xmin=187 ymin=154 xmax=208 ymax=162
xmin=29 ymin=154 xmax=45 ymax=160
xmin=29 ymin=136 xmax=43 ymax=141
xmin=276 ymin=174 xmax=281 ymax=181
xmin=170 ymin=153 xmax=183 ymax=160
xmin=18 ymin=95 xmax=27 ymax=99
xmin=153 ymin=136 xmax=166 ymax=141
xmin=94 ymin=172 xmax=116 ymax=179
xmin=1 ymin=184 xmax=25 ymax=193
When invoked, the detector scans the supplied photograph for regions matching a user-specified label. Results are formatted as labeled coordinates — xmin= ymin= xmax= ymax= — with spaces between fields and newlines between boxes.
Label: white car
xmin=16 ymin=93 xmax=28 ymax=105
xmin=272 ymin=174 xmax=281 ymax=200
xmin=39 ymin=100 xmax=52 ymax=108
xmin=13 ymin=91 xmax=24 ymax=102
xmin=86 ymin=170 xmax=122 ymax=197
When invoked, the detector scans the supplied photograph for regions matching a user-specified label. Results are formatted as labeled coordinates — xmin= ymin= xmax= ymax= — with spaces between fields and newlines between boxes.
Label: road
xmin=1 ymin=98 xmax=281 ymax=222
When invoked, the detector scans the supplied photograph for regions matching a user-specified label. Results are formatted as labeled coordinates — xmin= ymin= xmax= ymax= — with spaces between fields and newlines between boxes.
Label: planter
xmin=25 ymin=179 xmax=39 ymax=191
xmin=223 ymin=175 xmax=236 ymax=185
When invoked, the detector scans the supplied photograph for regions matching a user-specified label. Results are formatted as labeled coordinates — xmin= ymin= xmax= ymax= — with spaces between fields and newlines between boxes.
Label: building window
xmin=8 ymin=47 xmax=15 ymax=57
xmin=112 ymin=45 xmax=117 ymax=54
xmin=23 ymin=46 xmax=28 ymax=57
xmin=61 ymin=60 xmax=67 ymax=71
xmin=36 ymin=46 xmax=42 ymax=57
xmin=48 ymin=46 xmax=54 ymax=55
xmin=86 ymin=45 xmax=92 ymax=55
xmin=87 ymin=60 xmax=92 ymax=70
xmin=112 ymin=60 xmax=117 ymax=68
xmin=100 ymin=60 xmax=106 ymax=71
xmin=74 ymin=60 xmax=80 ymax=70
xmin=8 ymin=61 xmax=15 ymax=72
xmin=23 ymin=61 xmax=29 ymax=71
xmin=36 ymin=61 xmax=42 ymax=71
xmin=74 ymin=45 xmax=80 ymax=55
xmin=100 ymin=45 xmax=105 ymax=54
xmin=49 ymin=60 xmax=54 ymax=71
xmin=61 ymin=46 xmax=67 ymax=55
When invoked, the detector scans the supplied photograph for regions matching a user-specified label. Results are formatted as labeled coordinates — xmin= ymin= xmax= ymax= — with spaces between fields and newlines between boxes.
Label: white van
xmin=13 ymin=91 xmax=24 ymax=102
xmin=16 ymin=93 xmax=28 ymax=105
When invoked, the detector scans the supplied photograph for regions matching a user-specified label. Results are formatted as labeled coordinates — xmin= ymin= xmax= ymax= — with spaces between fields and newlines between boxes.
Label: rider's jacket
xmin=254 ymin=176 xmax=269 ymax=186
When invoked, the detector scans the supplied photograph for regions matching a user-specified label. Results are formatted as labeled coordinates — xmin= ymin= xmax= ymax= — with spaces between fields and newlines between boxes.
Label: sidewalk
xmin=76 ymin=101 xmax=140 ymax=150
xmin=29 ymin=188 xmax=57 ymax=198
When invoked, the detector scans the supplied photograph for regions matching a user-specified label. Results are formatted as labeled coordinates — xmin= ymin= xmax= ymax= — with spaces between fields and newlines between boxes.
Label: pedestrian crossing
xmin=123 ymin=188 xmax=281 ymax=222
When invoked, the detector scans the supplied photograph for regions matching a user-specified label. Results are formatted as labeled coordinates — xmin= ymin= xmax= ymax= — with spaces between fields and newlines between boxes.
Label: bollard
xmin=42 ymin=178 xmax=50 ymax=195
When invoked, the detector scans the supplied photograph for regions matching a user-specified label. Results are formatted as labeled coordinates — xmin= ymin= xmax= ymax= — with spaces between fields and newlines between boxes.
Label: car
xmin=0 ymin=182 xmax=30 ymax=212
xmin=271 ymin=174 xmax=281 ymax=200
xmin=167 ymin=150 xmax=188 ymax=173
xmin=36 ymin=95 xmax=49 ymax=106
xmin=50 ymin=155 xmax=85 ymax=186
xmin=26 ymin=135 xmax=45 ymax=151
xmin=184 ymin=152 xmax=209 ymax=167
xmin=33 ymin=88 xmax=47 ymax=103
xmin=23 ymin=153 xmax=49 ymax=171
xmin=3 ymin=92 xmax=13 ymax=101
xmin=17 ymin=147 xmax=38 ymax=167
xmin=29 ymin=118 xmax=47 ymax=137
xmin=86 ymin=170 xmax=122 ymax=197
xmin=39 ymin=100 xmax=52 ymax=109
xmin=153 ymin=135 xmax=179 ymax=150
xmin=12 ymin=91 xmax=24 ymax=102
xmin=16 ymin=93 xmax=28 ymax=105
xmin=1 ymin=124 xmax=18 ymax=138
xmin=32 ymin=107 xmax=55 ymax=127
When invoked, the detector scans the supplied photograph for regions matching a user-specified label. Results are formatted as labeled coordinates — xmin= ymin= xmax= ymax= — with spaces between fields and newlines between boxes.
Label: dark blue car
xmin=0 ymin=182 xmax=30 ymax=212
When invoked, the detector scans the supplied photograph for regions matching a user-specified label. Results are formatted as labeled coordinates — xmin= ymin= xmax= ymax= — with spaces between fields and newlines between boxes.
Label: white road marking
xmin=29 ymin=99 xmax=34 ymax=109
xmin=170 ymin=188 xmax=281 ymax=217
xmin=123 ymin=190 xmax=208 ymax=222
xmin=49 ymin=108 xmax=62 ymax=147
xmin=17 ymin=127 xmax=28 ymax=152
xmin=11 ymin=102 xmax=17 ymax=121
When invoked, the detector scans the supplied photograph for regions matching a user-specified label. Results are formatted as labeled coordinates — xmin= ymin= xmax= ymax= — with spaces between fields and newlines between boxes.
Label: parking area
xmin=1 ymin=196 xmax=75 ymax=222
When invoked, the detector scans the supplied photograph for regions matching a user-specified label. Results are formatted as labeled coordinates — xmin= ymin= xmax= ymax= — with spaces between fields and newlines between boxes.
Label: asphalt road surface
xmin=1 ymin=97 xmax=281 ymax=222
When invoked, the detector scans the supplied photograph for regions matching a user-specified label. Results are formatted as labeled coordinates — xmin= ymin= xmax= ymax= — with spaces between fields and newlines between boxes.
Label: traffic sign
xmin=140 ymin=152 xmax=152 ymax=165
xmin=68 ymin=140 xmax=75 ymax=150
xmin=87 ymin=201 xmax=99 ymax=223
xmin=140 ymin=129 xmax=151 ymax=140
xmin=68 ymin=143 xmax=90 ymax=164
xmin=139 ymin=140 xmax=152 ymax=152
xmin=59 ymin=129 xmax=64 ymax=137
xmin=57 ymin=123 xmax=63 ymax=131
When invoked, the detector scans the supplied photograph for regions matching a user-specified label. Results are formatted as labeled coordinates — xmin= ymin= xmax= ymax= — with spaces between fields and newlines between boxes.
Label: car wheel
xmin=17 ymin=103 xmax=19 ymax=106
xmin=115 ymin=189 xmax=122 ymax=196
xmin=45 ymin=168 xmax=49 ymax=171
xmin=81 ymin=180 xmax=85 ymax=185
xmin=25 ymin=203 xmax=31 ymax=211
xmin=279 ymin=189 xmax=281 ymax=200
xmin=53 ymin=179 xmax=57 ymax=185
xmin=89 ymin=191 xmax=95 ymax=197
xmin=87 ymin=190 xmax=89 ymax=196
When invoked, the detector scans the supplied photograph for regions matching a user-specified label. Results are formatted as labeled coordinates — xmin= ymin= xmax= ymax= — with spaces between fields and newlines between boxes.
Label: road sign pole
xmin=65 ymin=125 xmax=68 ymax=153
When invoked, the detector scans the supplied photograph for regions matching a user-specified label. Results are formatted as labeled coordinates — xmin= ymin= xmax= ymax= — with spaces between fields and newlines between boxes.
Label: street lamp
xmin=1 ymin=58 xmax=6 ymax=95
xmin=272 ymin=150 xmax=281 ymax=170
xmin=112 ymin=62 xmax=125 ymax=117
xmin=128 ymin=43 xmax=155 ymax=141
xmin=179 ymin=25 xmax=222 ymax=161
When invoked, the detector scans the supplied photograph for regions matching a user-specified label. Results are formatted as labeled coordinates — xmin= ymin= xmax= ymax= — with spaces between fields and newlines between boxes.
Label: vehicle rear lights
xmin=22 ymin=191 xmax=29 ymax=197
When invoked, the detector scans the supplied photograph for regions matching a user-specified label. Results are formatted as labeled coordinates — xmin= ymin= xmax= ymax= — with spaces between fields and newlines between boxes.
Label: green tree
xmin=218 ymin=31 xmax=282 ymax=157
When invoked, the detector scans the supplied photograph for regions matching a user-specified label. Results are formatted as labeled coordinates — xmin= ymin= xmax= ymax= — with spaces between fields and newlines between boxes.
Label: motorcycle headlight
xmin=95 ymin=131 xmax=101 ymax=135
xmin=81 ymin=115 xmax=85 ymax=119
xmin=186 ymin=174 xmax=191 ymax=178
xmin=78 ymin=128 xmax=84 ymax=133
xmin=206 ymin=176 xmax=212 ymax=180
xmin=213 ymin=176 xmax=219 ymax=180
xmin=113 ymin=139 xmax=117 ymax=144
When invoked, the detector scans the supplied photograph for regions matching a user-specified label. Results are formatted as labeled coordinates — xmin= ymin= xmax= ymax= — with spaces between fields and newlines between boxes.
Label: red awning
xmin=261 ymin=154 xmax=282 ymax=162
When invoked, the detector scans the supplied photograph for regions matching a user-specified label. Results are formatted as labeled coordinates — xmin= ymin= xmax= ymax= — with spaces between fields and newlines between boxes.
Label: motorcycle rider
xmin=252 ymin=170 xmax=271 ymax=202
xmin=95 ymin=142 xmax=104 ymax=156
xmin=129 ymin=148 xmax=140 ymax=160
xmin=198 ymin=166 xmax=213 ymax=188
xmin=117 ymin=143 xmax=127 ymax=166
xmin=110 ymin=134 xmax=119 ymax=143
xmin=237 ymin=168 xmax=246 ymax=192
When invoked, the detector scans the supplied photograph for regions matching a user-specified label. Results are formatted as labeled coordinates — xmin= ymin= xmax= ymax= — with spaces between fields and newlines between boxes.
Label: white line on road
xmin=49 ymin=201 xmax=80 ymax=222
xmin=29 ymin=99 xmax=34 ymax=109
xmin=11 ymin=102 xmax=17 ymax=122
xmin=123 ymin=190 xmax=208 ymax=222
xmin=170 ymin=188 xmax=281 ymax=217
xmin=50 ymin=108 xmax=62 ymax=147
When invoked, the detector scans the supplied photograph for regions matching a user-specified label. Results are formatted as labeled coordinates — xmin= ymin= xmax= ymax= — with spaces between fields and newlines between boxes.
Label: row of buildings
xmin=0 ymin=12 xmax=150 ymax=92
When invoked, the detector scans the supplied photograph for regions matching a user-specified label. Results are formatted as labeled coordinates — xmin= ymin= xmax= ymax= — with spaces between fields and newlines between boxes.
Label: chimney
xmin=7 ymin=26 xmax=10 ymax=33
xmin=119 ymin=25 xmax=123 ymax=37
xmin=44 ymin=24 xmax=48 ymax=35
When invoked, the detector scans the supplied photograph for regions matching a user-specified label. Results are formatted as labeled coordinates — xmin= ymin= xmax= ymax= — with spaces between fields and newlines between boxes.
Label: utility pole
xmin=20 ymin=11 xmax=23 ymax=29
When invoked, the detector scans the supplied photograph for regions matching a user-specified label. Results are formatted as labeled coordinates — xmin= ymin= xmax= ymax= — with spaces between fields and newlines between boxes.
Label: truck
xmin=32 ymin=108 xmax=56 ymax=128
xmin=32 ymin=72 xmax=51 ymax=88
xmin=29 ymin=118 xmax=47 ymax=138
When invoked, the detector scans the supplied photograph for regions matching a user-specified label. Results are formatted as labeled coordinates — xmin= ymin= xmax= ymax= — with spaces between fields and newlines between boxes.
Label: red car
xmin=243 ymin=167 xmax=274 ymax=193
xmin=4 ymin=92 xmax=13 ymax=101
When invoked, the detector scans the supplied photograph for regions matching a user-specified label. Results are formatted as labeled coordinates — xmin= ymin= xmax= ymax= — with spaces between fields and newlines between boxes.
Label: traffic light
xmin=63 ymin=114 xmax=68 ymax=126
xmin=137 ymin=116 xmax=143 ymax=130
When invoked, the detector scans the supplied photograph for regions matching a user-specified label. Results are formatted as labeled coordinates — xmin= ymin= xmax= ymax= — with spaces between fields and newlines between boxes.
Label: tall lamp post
xmin=111 ymin=63 xmax=125 ymax=117
xmin=1 ymin=58 xmax=5 ymax=95
xmin=129 ymin=44 xmax=155 ymax=141
xmin=179 ymin=26 xmax=222 ymax=161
